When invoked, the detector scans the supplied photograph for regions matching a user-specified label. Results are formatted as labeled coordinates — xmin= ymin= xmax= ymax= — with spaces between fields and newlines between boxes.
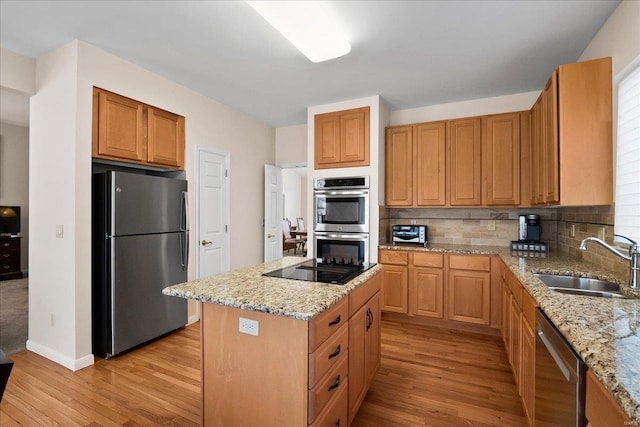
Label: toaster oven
xmin=392 ymin=225 xmax=428 ymax=245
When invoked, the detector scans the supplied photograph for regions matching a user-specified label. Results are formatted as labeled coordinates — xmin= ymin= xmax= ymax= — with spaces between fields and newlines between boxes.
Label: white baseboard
xmin=187 ymin=314 xmax=200 ymax=325
xmin=26 ymin=340 xmax=94 ymax=371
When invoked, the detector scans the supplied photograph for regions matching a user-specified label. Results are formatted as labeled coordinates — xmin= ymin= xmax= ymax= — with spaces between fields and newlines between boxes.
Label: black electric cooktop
xmin=263 ymin=259 xmax=376 ymax=285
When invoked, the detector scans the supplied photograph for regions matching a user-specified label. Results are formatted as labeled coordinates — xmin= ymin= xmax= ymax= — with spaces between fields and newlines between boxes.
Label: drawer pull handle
xmin=328 ymin=344 xmax=341 ymax=360
xmin=327 ymin=375 xmax=341 ymax=392
xmin=328 ymin=314 xmax=341 ymax=327
xmin=336 ymin=419 xmax=341 ymax=427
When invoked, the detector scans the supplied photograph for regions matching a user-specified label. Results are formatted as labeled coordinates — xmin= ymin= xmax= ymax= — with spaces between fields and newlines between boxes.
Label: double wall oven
xmin=314 ymin=176 xmax=370 ymax=265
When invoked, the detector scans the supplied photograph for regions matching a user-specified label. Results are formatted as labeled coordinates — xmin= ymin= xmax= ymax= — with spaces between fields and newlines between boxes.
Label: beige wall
xmin=28 ymin=40 xmax=275 ymax=370
xmin=0 ymin=121 xmax=29 ymax=272
xmin=275 ymin=124 xmax=307 ymax=165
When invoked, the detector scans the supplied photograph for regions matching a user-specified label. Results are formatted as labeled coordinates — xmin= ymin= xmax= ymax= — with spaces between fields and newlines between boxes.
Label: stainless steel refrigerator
xmin=92 ymin=171 xmax=188 ymax=358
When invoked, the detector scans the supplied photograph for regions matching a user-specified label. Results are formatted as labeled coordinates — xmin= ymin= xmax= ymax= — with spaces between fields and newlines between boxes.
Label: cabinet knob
xmin=2 ymin=254 xmax=9 ymax=258
xmin=2 ymin=265 xmax=10 ymax=270
xmin=2 ymin=243 xmax=9 ymax=247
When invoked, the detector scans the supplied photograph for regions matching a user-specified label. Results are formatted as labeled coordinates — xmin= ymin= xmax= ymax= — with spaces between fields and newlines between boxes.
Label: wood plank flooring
xmin=1 ymin=319 xmax=526 ymax=426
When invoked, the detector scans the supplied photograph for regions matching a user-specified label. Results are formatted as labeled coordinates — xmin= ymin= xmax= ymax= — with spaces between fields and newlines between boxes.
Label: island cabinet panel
xmin=311 ymin=383 xmax=349 ymax=427
xmin=348 ymin=291 xmax=381 ymax=425
xmin=448 ymin=117 xmax=482 ymax=206
xmin=201 ymin=303 xmax=309 ymax=427
xmin=586 ymin=370 xmax=632 ymax=427
xmin=308 ymin=322 xmax=349 ymax=387
xmin=308 ymin=349 xmax=349 ymax=424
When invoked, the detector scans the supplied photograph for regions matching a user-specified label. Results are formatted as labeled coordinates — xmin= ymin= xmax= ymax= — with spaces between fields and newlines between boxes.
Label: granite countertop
xmin=380 ymin=243 xmax=640 ymax=423
xmin=163 ymin=257 xmax=383 ymax=321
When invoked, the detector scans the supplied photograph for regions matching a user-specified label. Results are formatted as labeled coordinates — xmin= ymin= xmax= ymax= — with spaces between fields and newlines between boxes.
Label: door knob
xmin=201 ymin=240 xmax=212 ymax=246
xmin=267 ymin=234 xmax=275 ymax=238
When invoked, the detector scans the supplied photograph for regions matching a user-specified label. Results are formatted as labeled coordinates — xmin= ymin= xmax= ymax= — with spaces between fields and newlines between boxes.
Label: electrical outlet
xmin=50 ymin=313 xmax=55 ymax=327
xmin=410 ymin=219 xmax=417 ymax=225
xmin=56 ymin=224 xmax=64 ymax=238
xmin=570 ymin=223 xmax=576 ymax=238
xmin=239 ymin=317 xmax=259 ymax=336
xmin=487 ymin=220 xmax=496 ymax=232
xmin=598 ymin=226 xmax=606 ymax=241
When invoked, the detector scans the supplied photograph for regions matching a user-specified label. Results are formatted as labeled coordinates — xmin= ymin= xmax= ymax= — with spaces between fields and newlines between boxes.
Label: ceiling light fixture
xmin=246 ymin=1 xmax=351 ymax=63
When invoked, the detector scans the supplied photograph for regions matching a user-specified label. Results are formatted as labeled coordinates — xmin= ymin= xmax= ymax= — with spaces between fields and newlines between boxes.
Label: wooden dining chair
xmin=282 ymin=219 xmax=301 ymax=253
xmin=296 ymin=217 xmax=305 ymax=232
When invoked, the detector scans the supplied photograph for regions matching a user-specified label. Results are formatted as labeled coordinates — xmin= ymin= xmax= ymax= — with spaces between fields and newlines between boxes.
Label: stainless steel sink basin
xmin=534 ymin=274 xmax=628 ymax=299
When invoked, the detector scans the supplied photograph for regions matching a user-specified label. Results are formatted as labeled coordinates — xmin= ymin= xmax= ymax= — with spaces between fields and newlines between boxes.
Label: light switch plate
xmin=598 ymin=226 xmax=606 ymax=241
xmin=487 ymin=220 xmax=496 ymax=232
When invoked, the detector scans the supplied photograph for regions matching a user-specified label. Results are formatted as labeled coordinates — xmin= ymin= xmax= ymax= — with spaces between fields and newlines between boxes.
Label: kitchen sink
xmin=533 ymin=274 xmax=629 ymax=299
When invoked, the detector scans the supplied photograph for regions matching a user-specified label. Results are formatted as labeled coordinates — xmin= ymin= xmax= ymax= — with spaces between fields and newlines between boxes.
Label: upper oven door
xmin=314 ymin=189 xmax=369 ymax=233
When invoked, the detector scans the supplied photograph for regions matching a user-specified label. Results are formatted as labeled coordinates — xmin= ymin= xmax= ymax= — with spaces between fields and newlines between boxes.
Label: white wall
xmin=0 ymin=122 xmax=29 ymax=272
xmin=307 ymin=96 xmax=388 ymax=263
xmin=275 ymin=124 xmax=307 ymax=165
xmin=0 ymin=47 xmax=36 ymax=95
xmin=579 ymin=0 xmax=640 ymax=77
xmin=28 ymin=40 xmax=275 ymax=370
xmin=389 ymin=91 xmax=540 ymax=126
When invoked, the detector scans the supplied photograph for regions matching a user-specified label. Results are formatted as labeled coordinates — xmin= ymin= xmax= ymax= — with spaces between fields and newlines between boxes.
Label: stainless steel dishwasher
xmin=535 ymin=308 xmax=587 ymax=427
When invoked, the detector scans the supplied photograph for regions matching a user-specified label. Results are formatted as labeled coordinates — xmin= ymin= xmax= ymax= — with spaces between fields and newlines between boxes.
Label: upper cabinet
xmin=448 ymin=117 xmax=482 ymax=206
xmin=92 ymin=87 xmax=185 ymax=170
xmin=314 ymin=107 xmax=370 ymax=169
xmin=529 ymin=57 xmax=612 ymax=206
xmin=385 ymin=113 xmax=521 ymax=207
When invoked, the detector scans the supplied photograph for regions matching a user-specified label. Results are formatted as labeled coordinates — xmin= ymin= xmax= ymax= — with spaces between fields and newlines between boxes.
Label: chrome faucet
xmin=579 ymin=235 xmax=639 ymax=289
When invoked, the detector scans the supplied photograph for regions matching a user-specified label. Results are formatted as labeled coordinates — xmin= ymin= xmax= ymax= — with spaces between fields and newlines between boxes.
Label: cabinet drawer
xmin=309 ymin=298 xmax=349 ymax=353
xmin=0 ymin=250 xmax=19 ymax=263
xmin=0 ymin=262 xmax=20 ymax=273
xmin=379 ymin=250 xmax=408 ymax=265
xmin=412 ymin=252 xmax=443 ymax=268
xmin=309 ymin=379 xmax=348 ymax=427
xmin=448 ymin=254 xmax=491 ymax=271
xmin=309 ymin=322 xmax=349 ymax=387
xmin=0 ymin=240 xmax=19 ymax=250
xmin=308 ymin=351 xmax=349 ymax=424
xmin=349 ymin=272 xmax=381 ymax=316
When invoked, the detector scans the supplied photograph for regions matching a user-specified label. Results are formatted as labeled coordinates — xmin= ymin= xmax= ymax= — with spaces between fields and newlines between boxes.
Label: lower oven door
xmin=535 ymin=308 xmax=587 ymax=427
xmin=314 ymin=232 xmax=369 ymax=265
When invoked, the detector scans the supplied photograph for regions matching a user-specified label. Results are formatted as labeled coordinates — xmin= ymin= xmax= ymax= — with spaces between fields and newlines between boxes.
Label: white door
xmin=197 ymin=148 xmax=229 ymax=279
xmin=264 ymin=165 xmax=283 ymax=262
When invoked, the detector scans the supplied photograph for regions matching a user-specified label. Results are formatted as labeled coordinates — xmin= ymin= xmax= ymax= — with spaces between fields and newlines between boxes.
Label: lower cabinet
xmin=500 ymin=260 xmax=536 ymax=426
xmin=200 ymin=272 xmax=382 ymax=426
xmin=380 ymin=249 xmax=492 ymax=327
xmin=585 ymin=370 xmax=632 ymax=427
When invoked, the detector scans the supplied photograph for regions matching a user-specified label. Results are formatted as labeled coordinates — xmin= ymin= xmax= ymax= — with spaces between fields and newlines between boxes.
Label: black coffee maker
xmin=519 ymin=214 xmax=541 ymax=242
xmin=511 ymin=214 xmax=547 ymax=253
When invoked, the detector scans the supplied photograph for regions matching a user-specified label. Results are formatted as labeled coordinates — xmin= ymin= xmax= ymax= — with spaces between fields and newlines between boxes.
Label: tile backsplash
xmin=380 ymin=205 xmax=629 ymax=278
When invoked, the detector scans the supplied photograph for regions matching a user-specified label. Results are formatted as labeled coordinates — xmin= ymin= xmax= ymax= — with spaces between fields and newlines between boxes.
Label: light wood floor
xmin=1 ymin=319 xmax=526 ymax=426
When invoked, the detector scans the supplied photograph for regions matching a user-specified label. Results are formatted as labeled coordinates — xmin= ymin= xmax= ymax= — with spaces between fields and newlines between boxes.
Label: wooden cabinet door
xmin=521 ymin=319 xmax=535 ymax=424
xmin=448 ymin=118 xmax=481 ymax=205
xmin=340 ymin=107 xmax=370 ymax=165
xmin=314 ymin=113 xmax=341 ymax=167
xmin=509 ymin=297 xmax=522 ymax=387
xmin=348 ymin=303 xmax=367 ymax=424
xmin=415 ymin=122 xmax=446 ymax=206
xmin=365 ymin=293 xmax=381 ymax=387
xmin=409 ymin=267 xmax=444 ymax=319
xmin=448 ymin=269 xmax=490 ymax=325
xmin=348 ymin=292 xmax=381 ymax=424
xmin=482 ymin=113 xmax=521 ymax=205
xmin=385 ymin=126 xmax=413 ymax=206
xmin=147 ymin=108 xmax=185 ymax=169
xmin=502 ymin=281 xmax=511 ymax=349
xmin=543 ymin=73 xmax=559 ymax=204
xmin=96 ymin=90 xmax=145 ymax=162
xmin=381 ymin=265 xmax=408 ymax=314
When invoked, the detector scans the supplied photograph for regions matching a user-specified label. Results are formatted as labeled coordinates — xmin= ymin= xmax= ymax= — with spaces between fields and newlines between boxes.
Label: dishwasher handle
xmin=538 ymin=329 xmax=571 ymax=381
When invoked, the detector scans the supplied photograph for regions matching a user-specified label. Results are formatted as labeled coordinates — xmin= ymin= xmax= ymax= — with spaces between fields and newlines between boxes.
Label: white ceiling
xmin=0 ymin=0 xmax=620 ymax=128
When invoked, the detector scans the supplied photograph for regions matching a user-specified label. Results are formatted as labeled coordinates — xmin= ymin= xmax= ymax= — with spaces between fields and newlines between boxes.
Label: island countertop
xmin=380 ymin=243 xmax=640 ymax=424
xmin=163 ymin=257 xmax=383 ymax=321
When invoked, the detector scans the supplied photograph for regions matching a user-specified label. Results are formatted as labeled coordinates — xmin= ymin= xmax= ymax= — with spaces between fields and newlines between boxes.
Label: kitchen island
xmin=163 ymin=257 xmax=383 ymax=426
xmin=380 ymin=243 xmax=640 ymax=424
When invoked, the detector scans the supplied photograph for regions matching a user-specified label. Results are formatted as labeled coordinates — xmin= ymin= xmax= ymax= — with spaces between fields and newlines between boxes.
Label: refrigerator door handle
xmin=181 ymin=191 xmax=189 ymax=270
